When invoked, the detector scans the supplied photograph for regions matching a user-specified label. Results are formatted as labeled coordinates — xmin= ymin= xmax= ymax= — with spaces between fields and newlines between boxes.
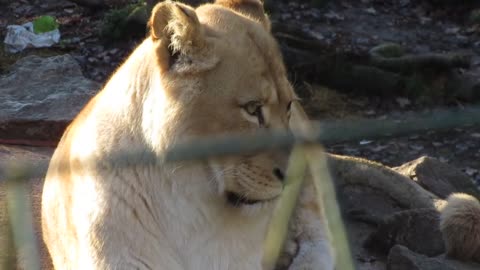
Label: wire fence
xmin=1 ymin=105 xmax=480 ymax=270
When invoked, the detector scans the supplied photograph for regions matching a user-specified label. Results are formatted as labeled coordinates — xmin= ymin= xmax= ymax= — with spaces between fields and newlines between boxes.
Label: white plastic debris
xmin=4 ymin=22 xmax=60 ymax=53
xmin=359 ymin=140 xmax=373 ymax=145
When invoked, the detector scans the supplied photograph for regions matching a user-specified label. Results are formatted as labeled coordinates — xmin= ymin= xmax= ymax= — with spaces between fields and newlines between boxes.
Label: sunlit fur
xmin=41 ymin=0 xmax=333 ymax=269
xmin=440 ymin=193 xmax=480 ymax=262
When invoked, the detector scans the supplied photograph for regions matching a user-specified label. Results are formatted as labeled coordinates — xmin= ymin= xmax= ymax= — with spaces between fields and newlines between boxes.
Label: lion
xmin=41 ymin=0 xmax=334 ymax=269
xmin=440 ymin=193 xmax=480 ymax=262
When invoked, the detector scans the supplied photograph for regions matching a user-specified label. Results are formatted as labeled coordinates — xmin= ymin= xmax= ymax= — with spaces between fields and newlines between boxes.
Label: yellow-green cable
xmin=262 ymin=147 xmax=308 ymax=270
xmin=306 ymin=146 xmax=355 ymax=270
xmin=4 ymin=162 xmax=41 ymax=270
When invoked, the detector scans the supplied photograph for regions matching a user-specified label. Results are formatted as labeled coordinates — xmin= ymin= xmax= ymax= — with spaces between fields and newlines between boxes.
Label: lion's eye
xmin=242 ymin=101 xmax=265 ymax=126
xmin=243 ymin=101 xmax=262 ymax=116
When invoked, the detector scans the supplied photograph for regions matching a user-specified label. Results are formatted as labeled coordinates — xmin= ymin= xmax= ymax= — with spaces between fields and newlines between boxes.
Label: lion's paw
xmin=288 ymin=241 xmax=334 ymax=270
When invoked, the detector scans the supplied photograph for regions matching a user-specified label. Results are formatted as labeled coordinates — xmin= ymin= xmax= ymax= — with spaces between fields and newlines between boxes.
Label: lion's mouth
xmin=225 ymin=191 xmax=277 ymax=207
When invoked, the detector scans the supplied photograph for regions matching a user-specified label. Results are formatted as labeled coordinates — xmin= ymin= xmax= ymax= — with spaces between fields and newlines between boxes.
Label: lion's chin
xmin=225 ymin=191 xmax=279 ymax=207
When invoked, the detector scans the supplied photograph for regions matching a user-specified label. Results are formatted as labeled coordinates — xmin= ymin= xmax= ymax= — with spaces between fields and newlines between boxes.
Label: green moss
xmin=127 ymin=5 xmax=149 ymax=25
xmin=469 ymin=9 xmax=480 ymax=24
xmin=370 ymin=43 xmax=405 ymax=58
xmin=0 ymin=43 xmax=63 ymax=74
xmin=100 ymin=1 xmax=147 ymax=42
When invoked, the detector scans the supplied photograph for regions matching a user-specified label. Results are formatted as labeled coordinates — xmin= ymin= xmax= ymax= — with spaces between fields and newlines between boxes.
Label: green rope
xmin=262 ymin=147 xmax=308 ymax=270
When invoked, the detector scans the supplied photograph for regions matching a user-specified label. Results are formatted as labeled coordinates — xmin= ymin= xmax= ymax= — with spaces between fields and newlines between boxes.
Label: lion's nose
xmin=273 ymin=167 xmax=285 ymax=182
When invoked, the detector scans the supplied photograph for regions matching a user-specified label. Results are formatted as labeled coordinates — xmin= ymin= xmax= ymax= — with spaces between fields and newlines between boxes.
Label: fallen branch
xmin=369 ymin=44 xmax=471 ymax=73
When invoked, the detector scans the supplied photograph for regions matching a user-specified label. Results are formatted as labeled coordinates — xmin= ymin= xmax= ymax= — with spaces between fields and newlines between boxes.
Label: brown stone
xmin=394 ymin=156 xmax=480 ymax=199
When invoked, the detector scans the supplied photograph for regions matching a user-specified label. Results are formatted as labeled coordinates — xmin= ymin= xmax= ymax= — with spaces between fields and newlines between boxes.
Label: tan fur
xmin=215 ymin=0 xmax=270 ymax=29
xmin=440 ymin=193 xmax=480 ymax=262
xmin=41 ymin=0 xmax=333 ymax=269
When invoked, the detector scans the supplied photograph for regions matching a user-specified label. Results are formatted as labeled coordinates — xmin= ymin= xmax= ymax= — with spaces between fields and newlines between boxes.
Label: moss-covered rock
xmin=370 ymin=43 xmax=405 ymax=59
xmin=100 ymin=1 xmax=148 ymax=42
xmin=469 ymin=9 xmax=480 ymax=24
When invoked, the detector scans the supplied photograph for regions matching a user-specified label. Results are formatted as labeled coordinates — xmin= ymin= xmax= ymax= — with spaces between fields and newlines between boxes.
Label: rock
xmin=387 ymin=245 xmax=454 ymax=270
xmin=364 ymin=7 xmax=377 ymax=15
xmin=394 ymin=156 xmax=480 ymax=200
xmin=365 ymin=209 xmax=445 ymax=256
xmin=68 ymin=0 xmax=105 ymax=7
xmin=0 ymin=145 xmax=52 ymax=170
xmin=395 ymin=97 xmax=411 ymax=108
xmin=0 ymin=55 xmax=99 ymax=146
xmin=68 ymin=0 xmax=132 ymax=7
xmin=387 ymin=245 xmax=480 ymax=270
xmin=442 ymin=256 xmax=480 ymax=270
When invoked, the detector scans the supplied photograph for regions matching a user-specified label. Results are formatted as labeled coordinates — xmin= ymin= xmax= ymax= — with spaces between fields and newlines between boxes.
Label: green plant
xmin=100 ymin=1 xmax=147 ymax=42
xmin=370 ymin=43 xmax=405 ymax=58
xmin=470 ymin=9 xmax=480 ymax=24
xmin=32 ymin=16 xmax=59 ymax=34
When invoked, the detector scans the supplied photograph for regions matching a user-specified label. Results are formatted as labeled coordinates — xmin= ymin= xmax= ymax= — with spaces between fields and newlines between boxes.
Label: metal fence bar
xmin=1 ymin=106 xmax=479 ymax=180
xmin=165 ymin=106 xmax=480 ymax=162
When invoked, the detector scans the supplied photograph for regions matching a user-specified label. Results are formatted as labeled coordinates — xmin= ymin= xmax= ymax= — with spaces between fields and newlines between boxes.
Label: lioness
xmin=41 ymin=0 xmax=333 ymax=269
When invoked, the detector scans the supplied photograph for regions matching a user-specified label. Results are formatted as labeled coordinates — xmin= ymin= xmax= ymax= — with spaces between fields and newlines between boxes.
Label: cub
xmin=440 ymin=193 xmax=480 ymax=262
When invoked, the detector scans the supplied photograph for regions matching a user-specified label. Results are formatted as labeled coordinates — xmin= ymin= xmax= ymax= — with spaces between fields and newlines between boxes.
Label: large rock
xmin=387 ymin=245 xmax=480 ymax=270
xmin=365 ymin=208 xmax=445 ymax=257
xmin=387 ymin=245 xmax=454 ymax=270
xmin=394 ymin=156 xmax=480 ymax=199
xmin=0 ymin=55 xmax=99 ymax=146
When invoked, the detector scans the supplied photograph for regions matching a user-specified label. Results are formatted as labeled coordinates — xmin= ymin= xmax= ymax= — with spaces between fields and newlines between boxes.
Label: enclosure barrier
xmin=2 ymin=105 xmax=480 ymax=270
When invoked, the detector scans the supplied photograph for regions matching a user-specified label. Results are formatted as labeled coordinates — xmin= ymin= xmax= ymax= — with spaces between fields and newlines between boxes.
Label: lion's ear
xmin=149 ymin=1 xmax=205 ymax=71
xmin=215 ymin=0 xmax=270 ymax=29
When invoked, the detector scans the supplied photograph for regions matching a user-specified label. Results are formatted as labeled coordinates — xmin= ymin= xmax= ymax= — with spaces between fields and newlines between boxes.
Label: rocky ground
xmin=1 ymin=0 xmax=479 ymax=180
xmin=1 ymin=0 xmax=480 ymax=269
xmin=325 ymin=121 xmax=480 ymax=185
xmin=268 ymin=0 xmax=479 ymax=187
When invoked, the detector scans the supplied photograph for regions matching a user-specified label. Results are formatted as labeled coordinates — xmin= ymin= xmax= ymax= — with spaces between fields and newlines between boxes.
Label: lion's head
xmin=140 ymin=0 xmax=303 ymax=212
